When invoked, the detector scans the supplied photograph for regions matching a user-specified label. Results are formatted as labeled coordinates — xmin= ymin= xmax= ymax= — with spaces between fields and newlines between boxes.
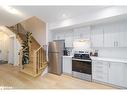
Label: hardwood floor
xmin=0 ymin=64 xmax=114 ymax=89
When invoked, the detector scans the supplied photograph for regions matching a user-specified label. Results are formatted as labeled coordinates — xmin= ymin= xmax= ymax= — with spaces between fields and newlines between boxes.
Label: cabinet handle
xmin=116 ymin=41 xmax=118 ymax=47
xmin=109 ymin=63 xmax=110 ymax=68
xmin=114 ymin=41 xmax=118 ymax=47
xmin=114 ymin=42 xmax=116 ymax=47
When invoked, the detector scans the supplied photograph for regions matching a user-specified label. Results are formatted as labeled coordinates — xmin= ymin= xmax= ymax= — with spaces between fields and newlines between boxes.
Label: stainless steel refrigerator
xmin=48 ymin=40 xmax=65 ymax=75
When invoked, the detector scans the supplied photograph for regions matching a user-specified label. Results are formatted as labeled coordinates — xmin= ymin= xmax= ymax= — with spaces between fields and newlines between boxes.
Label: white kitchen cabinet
xmin=92 ymin=59 xmax=127 ymax=88
xmin=91 ymin=26 xmax=104 ymax=47
xmin=104 ymin=22 xmax=127 ymax=48
xmin=54 ymin=32 xmax=65 ymax=40
xmin=64 ymin=36 xmax=73 ymax=47
xmin=118 ymin=22 xmax=127 ymax=47
xmin=92 ymin=60 xmax=109 ymax=82
xmin=108 ymin=62 xmax=124 ymax=87
xmin=63 ymin=56 xmax=72 ymax=75
xmin=73 ymin=27 xmax=91 ymax=41
xmin=64 ymin=31 xmax=73 ymax=47
xmin=122 ymin=63 xmax=127 ymax=88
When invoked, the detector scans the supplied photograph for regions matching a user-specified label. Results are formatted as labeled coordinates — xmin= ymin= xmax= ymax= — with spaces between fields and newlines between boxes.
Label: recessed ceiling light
xmin=1 ymin=6 xmax=22 ymax=16
xmin=62 ymin=14 xmax=67 ymax=18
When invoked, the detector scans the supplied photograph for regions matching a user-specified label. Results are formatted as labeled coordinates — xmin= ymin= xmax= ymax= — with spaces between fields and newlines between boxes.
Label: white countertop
xmin=91 ymin=56 xmax=127 ymax=63
xmin=63 ymin=55 xmax=127 ymax=63
xmin=63 ymin=55 xmax=73 ymax=58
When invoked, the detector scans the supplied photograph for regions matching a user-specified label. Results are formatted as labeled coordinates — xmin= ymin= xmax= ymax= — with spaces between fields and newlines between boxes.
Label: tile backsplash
xmin=92 ymin=48 xmax=127 ymax=59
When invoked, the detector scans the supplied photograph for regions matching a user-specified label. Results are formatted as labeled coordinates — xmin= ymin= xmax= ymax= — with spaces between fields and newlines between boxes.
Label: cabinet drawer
xmin=93 ymin=61 xmax=106 ymax=66
xmin=93 ymin=69 xmax=108 ymax=74
xmin=93 ymin=66 xmax=108 ymax=73
xmin=93 ymin=73 xmax=108 ymax=82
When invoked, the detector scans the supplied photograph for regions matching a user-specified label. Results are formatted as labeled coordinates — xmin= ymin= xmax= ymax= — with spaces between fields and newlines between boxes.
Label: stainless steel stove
xmin=72 ymin=51 xmax=92 ymax=81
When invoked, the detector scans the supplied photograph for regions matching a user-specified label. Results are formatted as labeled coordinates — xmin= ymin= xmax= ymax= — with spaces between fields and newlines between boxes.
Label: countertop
xmin=63 ymin=55 xmax=73 ymax=58
xmin=91 ymin=56 xmax=127 ymax=63
xmin=63 ymin=55 xmax=127 ymax=63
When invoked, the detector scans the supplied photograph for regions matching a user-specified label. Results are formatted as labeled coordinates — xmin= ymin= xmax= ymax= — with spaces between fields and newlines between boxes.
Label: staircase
xmin=7 ymin=23 xmax=47 ymax=77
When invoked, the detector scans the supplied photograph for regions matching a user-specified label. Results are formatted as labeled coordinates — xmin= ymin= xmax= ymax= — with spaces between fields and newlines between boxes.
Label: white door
xmin=91 ymin=26 xmax=104 ymax=47
xmin=108 ymin=62 xmax=124 ymax=86
xmin=8 ymin=37 xmax=14 ymax=64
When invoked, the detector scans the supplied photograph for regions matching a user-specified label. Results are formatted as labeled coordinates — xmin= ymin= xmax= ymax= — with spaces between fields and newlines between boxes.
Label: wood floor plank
xmin=0 ymin=64 xmax=114 ymax=89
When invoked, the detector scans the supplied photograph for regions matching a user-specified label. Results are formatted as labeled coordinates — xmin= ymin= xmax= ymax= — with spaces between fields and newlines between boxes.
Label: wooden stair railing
xmin=33 ymin=46 xmax=47 ymax=77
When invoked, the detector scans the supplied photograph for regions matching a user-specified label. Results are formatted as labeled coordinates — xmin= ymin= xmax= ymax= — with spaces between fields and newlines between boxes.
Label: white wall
xmin=0 ymin=32 xmax=9 ymax=61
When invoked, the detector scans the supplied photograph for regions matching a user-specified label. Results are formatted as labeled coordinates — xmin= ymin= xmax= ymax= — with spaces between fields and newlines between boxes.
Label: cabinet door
xmin=91 ymin=26 xmax=104 ymax=47
xmin=64 ymin=31 xmax=73 ymax=47
xmin=79 ymin=27 xmax=91 ymax=39
xmin=65 ymin=36 xmax=73 ymax=47
xmin=104 ymin=23 xmax=119 ymax=47
xmin=73 ymin=27 xmax=90 ymax=40
xmin=108 ymin=62 xmax=124 ymax=86
xmin=63 ymin=57 xmax=72 ymax=75
xmin=92 ymin=60 xmax=108 ymax=82
xmin=118 ymin=22 xmax=127 ymax=47
xmin=122 ymin=63 xmax=127 ymax=88
xmin=54 ymin=34 xmax=64 ymax=40
xmin=73 ymin=29 xmax=80 ymax=40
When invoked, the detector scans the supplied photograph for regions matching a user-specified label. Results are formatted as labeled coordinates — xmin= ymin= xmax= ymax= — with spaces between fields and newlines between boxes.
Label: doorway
xmin=8 ymin=36 xmax=14 ymax=64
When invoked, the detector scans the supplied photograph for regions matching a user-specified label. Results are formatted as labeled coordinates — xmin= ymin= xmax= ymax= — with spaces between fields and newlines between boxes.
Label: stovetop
xmin=73 ymin=53 xmax=91 ymax=60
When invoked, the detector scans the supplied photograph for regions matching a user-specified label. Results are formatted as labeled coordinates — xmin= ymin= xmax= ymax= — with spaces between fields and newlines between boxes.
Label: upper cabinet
xmin=73 ymin=27 xmax=91 ymax=41
xmin=54 ymin=32 xmax=65 ymax=40
xmin=104 ymin=22 xmax=127 ymax=48
xmin=104 ymin=23 xmax=119 ymax=47
xmin=118 ymin=22 xmax=127 ymax=47
xmin=91 ymin=21 xmax=127 ymax=48
xmin=52 ymin=20 xmax=127 ymax=48
xmin=91 ymin=26 xmax=104 ymax=47
xmin=64 ymin=30 xmax=73 ymax=47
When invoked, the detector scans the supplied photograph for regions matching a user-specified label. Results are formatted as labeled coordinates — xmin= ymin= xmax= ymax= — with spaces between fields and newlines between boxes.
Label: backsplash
xmin=92 ymin=47 xmax=127 ymax=59
xmin=65 ymin=47 xmax=73 ymax=56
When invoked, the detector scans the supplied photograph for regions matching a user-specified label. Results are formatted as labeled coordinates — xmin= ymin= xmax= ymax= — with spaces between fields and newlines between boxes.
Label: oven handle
xmin=72 ymin=58 xmax=92 ymax=62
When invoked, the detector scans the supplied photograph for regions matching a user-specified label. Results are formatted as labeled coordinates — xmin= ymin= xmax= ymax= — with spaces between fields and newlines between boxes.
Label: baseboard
xmin=92 ymin=79 xmax=127 ymax=89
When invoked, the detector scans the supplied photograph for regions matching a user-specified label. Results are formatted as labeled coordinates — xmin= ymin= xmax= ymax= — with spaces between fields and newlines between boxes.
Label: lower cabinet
xmin=63 ymin=56 xmax=72 ymax=75
xmin=92 ymin=60 xmax=109 ymax=83
xmin=92 ymin=60 xmax=127 ymax=88
xmin=108 ymin=62 xmax=124 ymax=87
xmin=123 ymin=63 xmax=127 ymax=88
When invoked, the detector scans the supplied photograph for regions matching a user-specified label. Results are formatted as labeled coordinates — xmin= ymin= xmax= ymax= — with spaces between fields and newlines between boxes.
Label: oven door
xmin=72 ymin=59 xmax=92 ymax=74
xmin=72 ymin=59 xmax=92 ymax=81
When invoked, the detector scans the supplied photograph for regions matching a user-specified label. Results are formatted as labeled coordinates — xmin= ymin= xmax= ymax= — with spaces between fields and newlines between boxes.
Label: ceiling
xmin=0 ymin=6 xmax=108 ymax=26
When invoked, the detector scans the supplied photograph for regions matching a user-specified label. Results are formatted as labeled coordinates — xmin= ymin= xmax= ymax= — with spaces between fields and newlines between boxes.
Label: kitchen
xmin=48 ymin=17 xmax=127 ymax=89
